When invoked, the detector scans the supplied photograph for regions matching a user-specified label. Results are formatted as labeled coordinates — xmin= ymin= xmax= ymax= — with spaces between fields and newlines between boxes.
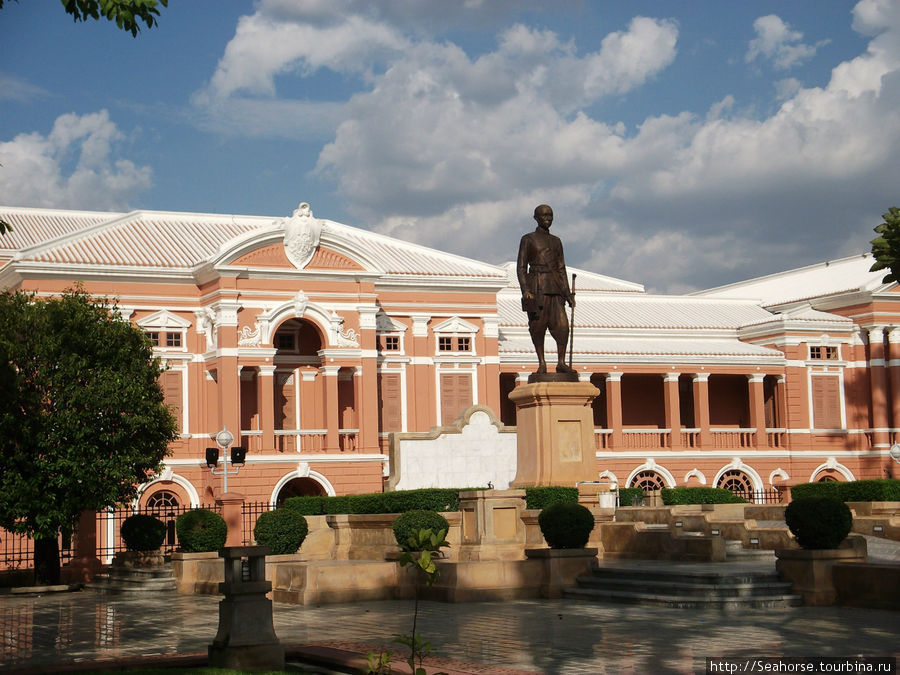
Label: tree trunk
xmin=34 ymin=536 xmax=61 ymax=585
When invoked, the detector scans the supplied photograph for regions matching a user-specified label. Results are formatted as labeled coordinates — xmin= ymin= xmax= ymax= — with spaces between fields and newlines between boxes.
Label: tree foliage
xmin=869 ymin=206 xmax=900 ymax=283
xmin=0 ymin=0 xmax=168 ymax=37
xmin=0 ymin=288 xmax=178 ymax=581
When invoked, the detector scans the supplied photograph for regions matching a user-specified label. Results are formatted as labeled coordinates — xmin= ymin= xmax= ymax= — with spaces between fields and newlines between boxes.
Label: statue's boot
xmin=535 ymin=363 xmax=547 ymax=374
xmin=556 ymin=362 xmax=576 ymax=374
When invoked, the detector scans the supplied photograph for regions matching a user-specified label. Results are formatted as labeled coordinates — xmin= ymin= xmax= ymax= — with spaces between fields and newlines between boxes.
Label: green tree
xmin=869 ymin=206 xmax=900 ymax=283
xmin=0 ymin=0 xmax=168 ymax=37
xmin=0 ymin=288 xmax=178 ymax=584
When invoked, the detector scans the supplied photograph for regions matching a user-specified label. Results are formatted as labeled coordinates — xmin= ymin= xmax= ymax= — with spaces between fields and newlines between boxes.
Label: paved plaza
xmin=1 ymin=582 xmax=897 ymax=674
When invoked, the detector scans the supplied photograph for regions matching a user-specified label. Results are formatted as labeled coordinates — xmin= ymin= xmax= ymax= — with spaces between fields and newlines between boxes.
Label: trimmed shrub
xmin=284 ymin=488 xmax=477 ymax=516
xmin=660 ymin=488 xmax=746 ymax=505
xmin=784 ymin=497 xmax=852 ymax=550
xmin=617 ymin=488 xmax=644 ymax=507
xmin=392 ymin=510 xmax=450 ymax=551
xmin=283 ymin=495 xmax=326 ymax=515
xmin=175 ymin=508 xmax=227 ymax=553
xmin=538 ymin=502 xmax=595 ymax=549
xmin=790 ymin=481 xmax=841 ymax=500
xmin=525 ymin=486 xmax=579 ymax=510
xmin=253 ymin=508 xmax=309 ymax=555
xmin=120 ymin=514 xmax=166 ymax=552
xmin=789 ymin=479 xmax=900 ymax=502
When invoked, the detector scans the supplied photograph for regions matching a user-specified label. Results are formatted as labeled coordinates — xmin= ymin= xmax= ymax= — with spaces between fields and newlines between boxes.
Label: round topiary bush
xmin=538 ymin=502 xmax=595 ymax=549
xmin=784 ymin=496 xmax=852 ymax=550
xmin=120 ymin=514 xmax=166 ymax=552
xmin=253 ymin=508 xmax=309 ymax=555
xmin=175 ymin=508 xmax=227 ymax=553
xmin=392 ymin=510 xmax=450 ymax=551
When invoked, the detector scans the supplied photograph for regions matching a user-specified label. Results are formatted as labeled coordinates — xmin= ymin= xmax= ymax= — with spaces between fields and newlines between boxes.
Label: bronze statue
xmin=517 ymin=204 xmax=576 ymax=378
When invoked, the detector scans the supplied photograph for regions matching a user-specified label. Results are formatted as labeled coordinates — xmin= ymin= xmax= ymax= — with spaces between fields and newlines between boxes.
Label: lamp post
xmin=206 ymin=427 xmax=245 ymax=494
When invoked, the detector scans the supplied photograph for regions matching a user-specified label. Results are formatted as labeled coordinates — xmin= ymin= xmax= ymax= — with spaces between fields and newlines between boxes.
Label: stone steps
xmin=564 ymin=563 xmax=801 ymax=609
xmin=87 ymin=565 xmax=177 ymax=594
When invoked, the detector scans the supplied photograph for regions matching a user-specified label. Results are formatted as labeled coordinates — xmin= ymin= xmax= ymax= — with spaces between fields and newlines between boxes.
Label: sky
xmin=1 ymin=0 xmax=899 ymax=293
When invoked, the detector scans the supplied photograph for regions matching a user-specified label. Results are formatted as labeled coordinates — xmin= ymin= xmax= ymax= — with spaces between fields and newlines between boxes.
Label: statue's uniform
xmin=516 ymin=227 xmax=571 ymax=334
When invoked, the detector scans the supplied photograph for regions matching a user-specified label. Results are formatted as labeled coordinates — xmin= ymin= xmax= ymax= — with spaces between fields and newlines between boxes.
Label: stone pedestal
xmin=458 ymin=489 xmax=526 ymax=561
xmin=775 ymin=536 xmax=867 ymax=606
xmin=524 ymin=547 xmax=599 ymax=598
xmin=208 ymin=546 xmax=284 ymax=670
xmin=509 ymin=381 xmax=600 ymax=488
xmin=215 ymin=493 xmax=245 ymax=547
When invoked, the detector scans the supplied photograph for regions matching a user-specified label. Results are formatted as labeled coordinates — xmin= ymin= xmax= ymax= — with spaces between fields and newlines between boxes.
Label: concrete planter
xmin=171 ymin=551 xmax=222 ymax=595
xmin=775 ymin=536 xmax=867 ymax=606
xmin=524 ymin=547 xmax=599 ymax=599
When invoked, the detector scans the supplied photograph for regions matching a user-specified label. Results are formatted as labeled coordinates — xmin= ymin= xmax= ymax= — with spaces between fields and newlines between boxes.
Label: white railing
xmin=622 ymin=428 xmax=670 ymax=449
xmin=710 ymin=428 xmax=755 ymax=448
xmin=339 ymin=429 xmax=359 ymax=452
xmin=766 ymin=428 xmax=786 ymax=448
xmin=680 ymin=428 xmax=700 ymax=448
xmin=274 ymin=429 xmax=327 ymax=453
xmin=594 ymin=429 xmax=613 ymax=450
xmin=239 ymin=430 xmax=263 ymax=452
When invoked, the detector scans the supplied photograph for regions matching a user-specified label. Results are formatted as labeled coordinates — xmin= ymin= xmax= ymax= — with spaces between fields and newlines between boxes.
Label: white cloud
xmin=746 ymin=15 xmax=824 ymax=70
xmin=0 ymin=74 xmax=48 ymax=103
xmin=0 ymin=111 xmax=152 ymax=211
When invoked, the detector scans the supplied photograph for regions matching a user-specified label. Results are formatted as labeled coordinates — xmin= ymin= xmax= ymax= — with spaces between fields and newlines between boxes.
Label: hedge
xmin=617 ymin=488 xmax=644 ymax=507
xmin=538 ymin=503 xmax=595 ymax=549
xmin=175 ymin=509 xmax=227 ymax=553
xmin=392 ymin=510 xmax=450 ymax=551
xmin=660 ymin=487 xmax=746 ymax=505
xmin=790 ymin=479 xmax=900 ymax=502
xmin=524 ymin=486 xmax=578 ymax=510
xmin=284 ymin=488 xmax=480 ymax=516
xmin=253 ymin=508 xmax=309 ymax=555
xmin=785 ymin=497 xmax=852 ymax=549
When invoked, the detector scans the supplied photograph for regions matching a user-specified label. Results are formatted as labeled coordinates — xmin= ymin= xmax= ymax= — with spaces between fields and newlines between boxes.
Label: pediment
xmin=376 ymin=312 xmax=408 ymax=333
xmin=230 ymin=243 xmax=294 ymax=268
xmin=432 ymin=316 xmax=480 ymax=334
xmin=137 ymin=309 xmax=192 ymax=329
xmin=305 ymin=246 xmax=366 ymax=271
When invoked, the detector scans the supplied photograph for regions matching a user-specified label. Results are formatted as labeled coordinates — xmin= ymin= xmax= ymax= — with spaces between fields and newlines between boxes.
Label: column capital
xmin=888 ymin=327 xmax=900 ymax=343
xmin=356 ymin=304 xmax=379 ymax=330
xmin=663 ymin=372 xmax=680 ymax=382
xmin=605 ymin=371 xmax=623 ymax=382
xmin=320 ymin=365 xmax=341 ymax=376
xmin=692 ymin=372 xmax=710 ymax=383
xmin=411 ymin=314 xmax=431 ymax=337
xmin=867 ymin=325 xmax=887 ymax=342
xmin=259 ymin=365 xmax=277 ymax=376
xmin=747 ymin=373 xmax=765 ymax=383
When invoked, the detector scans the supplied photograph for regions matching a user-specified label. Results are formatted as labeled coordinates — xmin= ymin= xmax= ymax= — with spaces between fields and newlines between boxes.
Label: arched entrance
xmin=276 ymin=477 xmax=327 ymax=505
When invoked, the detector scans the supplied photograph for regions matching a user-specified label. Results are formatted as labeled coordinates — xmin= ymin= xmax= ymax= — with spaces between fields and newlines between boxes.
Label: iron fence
xmin=1 ymin=528 xmax=75 ymax=571
xmin=730 ymin=488 xmax=784 ymax=504
xmin=241 ymin=501 xmax=274 ymax=546
xmin=96 ymin=503 xmax=221 ymax=563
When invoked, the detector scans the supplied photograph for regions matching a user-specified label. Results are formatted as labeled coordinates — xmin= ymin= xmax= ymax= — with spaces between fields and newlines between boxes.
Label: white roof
xmin=0 ymin=205 xmax=507 ymax=282
xmin=498 ymin=291 xmax=774 ymax=330
xmin=500 ymin=261 xmax=644 ymax=293
xmin=498 ymin=334 xmax=783 ymax=360
xmin=693 ymin=253 xmax=889 ymax=307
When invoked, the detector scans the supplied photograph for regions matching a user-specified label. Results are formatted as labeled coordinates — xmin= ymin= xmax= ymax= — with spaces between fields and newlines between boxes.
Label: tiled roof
xmin=498 ymin=334 xmax=783 ymax=359
xmin=693 ymin=254 xmax=887 ymax=307
xmin=0 ymin=206 xmax=507 ymax=281
xmin=498 ymin=291 xmax=774 ymax=330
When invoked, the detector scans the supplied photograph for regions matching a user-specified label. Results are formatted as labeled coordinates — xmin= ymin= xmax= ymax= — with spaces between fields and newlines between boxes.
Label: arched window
xmin=817 ymin=474 xmax=839 ymax=482
xmin=144 ymin=490 xmax=180 ymax=550
xmin=716 ymin=470 xmax=754 ymax=498
xmin=629 ymin=470 xmax=666 ymax=492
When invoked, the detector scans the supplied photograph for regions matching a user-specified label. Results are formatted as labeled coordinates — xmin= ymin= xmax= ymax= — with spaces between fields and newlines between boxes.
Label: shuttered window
xmin=160 ymin=370 xmax=183 ymax=431
xmin=440 ymin=373 xmax=472 ymax=426
xmin=378 ymin=372 xmax=403 ymax=432
xmin=811 ymin=375 xmax=842 ymax=429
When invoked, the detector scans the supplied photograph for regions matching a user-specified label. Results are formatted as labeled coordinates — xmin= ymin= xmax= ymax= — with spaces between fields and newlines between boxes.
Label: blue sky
xmin=2 ymin=0 xmax=898 ymax=292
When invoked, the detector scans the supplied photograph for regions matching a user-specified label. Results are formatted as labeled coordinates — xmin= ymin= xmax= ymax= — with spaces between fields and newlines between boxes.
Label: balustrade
xmin=710 ymin=428 xmax=755 ymax=448
xmin=622 ymin=428 xmax=671 ymax=449
xmin=594 ymin=429 xmax=612 ymax=450
xmin=274 ymin=429 xmax=327 ymax=453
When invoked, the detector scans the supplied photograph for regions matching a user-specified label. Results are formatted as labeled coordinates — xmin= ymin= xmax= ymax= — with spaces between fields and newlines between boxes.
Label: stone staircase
xmin=564 ymin=561 xmax=801 ymax=609
xmin=88 ymin=564 xmax=176 ymax=594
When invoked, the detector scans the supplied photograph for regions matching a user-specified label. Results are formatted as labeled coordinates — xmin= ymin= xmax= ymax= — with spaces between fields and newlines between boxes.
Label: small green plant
xmin=120 ymin=514 xmax=167 ymax=552
xmin=785 ymin=497 xmax=852 ymax=550
xmin=175 ymin=508 xmax=227 ymax=553
xmin=392 ymin=511 xmax=450 ymax=551
xmin=538 ymin=502 xmax=594 ymax=549
xmin=253 ymin=508 xmax=309 ymax=555
xmin=617 ymin=487 xmax=643 ymax=507
xmin=524 ymin=486 xmax=579 ymax=510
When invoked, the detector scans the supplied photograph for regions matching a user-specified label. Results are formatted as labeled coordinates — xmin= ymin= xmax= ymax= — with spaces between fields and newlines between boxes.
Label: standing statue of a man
xmin=517 ymin=204 xmax=576 ymax=376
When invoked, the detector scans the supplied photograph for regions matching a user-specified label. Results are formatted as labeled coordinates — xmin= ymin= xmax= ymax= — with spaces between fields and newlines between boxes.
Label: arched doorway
xmin=716 ymin=469 xmax=754 ymax=499
xmin=276 ymin=477 xmax=327 ymax=505
xmin=144 ymin=489 xmax=180 ymax=552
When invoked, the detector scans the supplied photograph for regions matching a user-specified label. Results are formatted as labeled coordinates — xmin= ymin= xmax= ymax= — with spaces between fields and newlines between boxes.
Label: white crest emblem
xmin=280 ymin=202 xmax=322 ymax=269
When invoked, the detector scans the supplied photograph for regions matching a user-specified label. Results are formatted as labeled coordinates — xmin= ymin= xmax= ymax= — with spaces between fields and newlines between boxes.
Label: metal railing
xmin=241 ymin=501 xmax=275 ymax=546
xmin=729 ymin=488 xmax=784 ymax=504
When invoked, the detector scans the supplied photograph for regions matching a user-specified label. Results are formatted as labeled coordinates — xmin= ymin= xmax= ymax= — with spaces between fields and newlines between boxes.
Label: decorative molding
xmin=230 ymin=243 xmax=293 ymax=268
xmin=306 ymin=246 xmax=365 ymax=271
xmin=293 ymin=290 xmax=309 ymax=317
xmin=684 ymin=468 xmax=707 ymax=485
xmin=330 ymin=310 xmax=360 ymax=347
xmin=195 ymin=308 xmax=217 ymax=351
xmin=137 ymin=309 xmax=192 ymax=329
xmin=237 ymin=322 xmax=262 ymax=347
xmin=432 ymin=316 xmax=480 ymax=334
xmin=277 ymin=202 xmax=324 ymax=269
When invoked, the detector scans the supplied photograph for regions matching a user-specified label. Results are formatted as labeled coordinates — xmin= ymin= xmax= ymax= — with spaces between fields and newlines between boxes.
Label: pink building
xmin=1 ymin=203 xmax=896 ymax=512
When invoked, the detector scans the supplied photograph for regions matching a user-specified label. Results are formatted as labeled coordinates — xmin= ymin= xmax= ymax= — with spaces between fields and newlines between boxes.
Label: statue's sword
xmin=568 ymin=273 xmax=577 ymax=369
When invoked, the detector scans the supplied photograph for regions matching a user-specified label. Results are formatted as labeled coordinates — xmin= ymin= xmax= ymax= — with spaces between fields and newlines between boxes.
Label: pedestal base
xmin=509 ymin=381 xmax=599 ymax=488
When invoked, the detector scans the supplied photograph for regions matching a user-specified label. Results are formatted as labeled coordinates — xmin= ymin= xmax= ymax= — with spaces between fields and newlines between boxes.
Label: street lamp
xmin=206 ymin=427 xmax=246 ymax=493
